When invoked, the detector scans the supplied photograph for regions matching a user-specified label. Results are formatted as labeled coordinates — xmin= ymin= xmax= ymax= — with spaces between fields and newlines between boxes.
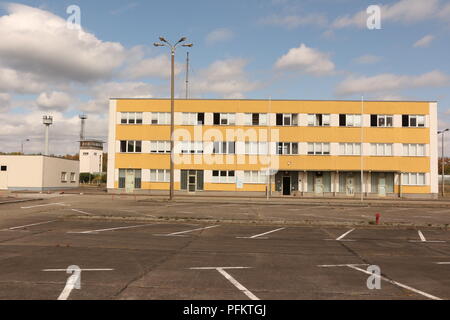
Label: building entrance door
xmin=314 ymin=176 xmax=324 ymax=194
xmin=125 ymin=169 xmax=135 ymax=193
xmin=283 ymin=176 xmax=291 ymax=196
xmin=188 ymin=170 xmax=197 ymax=193
xmin=378 ymin=174 xmax=386 ymax=197
xmin=346 ymin=176 xmax=355 ymax=196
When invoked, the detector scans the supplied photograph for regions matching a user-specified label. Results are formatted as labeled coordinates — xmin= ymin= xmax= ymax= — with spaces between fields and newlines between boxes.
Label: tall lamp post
xmin=438 ymin=128 xmax=449 ymax=197
xmin=21 ymin=139 xmax=30 ymax=154
xmin=154 ymin=37 xmax=193 ymax=201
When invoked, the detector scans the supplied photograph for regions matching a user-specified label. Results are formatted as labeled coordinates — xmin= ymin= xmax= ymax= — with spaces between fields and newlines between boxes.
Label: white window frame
xmin=121 ymin=112 xmax=143 ymax=125
xmin=213 ymin=141 xmax=235 ymax=154
xmin=151 ymin=112 xmax=170 ymax=125
xmin=179 ymin=141 xmax=204 ymax=154
xmin=244 ymin=113 xmax=268 ymax=126
xmin=407 ymin=115 xmax=426 ymax=128
xmin=215 ymin=113 xmax=236 ymax=126
xmin=150 ymin=141 xmax=171 ymax=154
xmin=370 ymin=143 xmax=393 ymax=156
xmin=244 ymin=142 xmax=269 ymax=155
xmin=339 ymin=143 xmax=361 ymax=156
xmin=278 ymin=114 xmax=298 ymax=126
xmin=244 ymin=171 xmax=268 ymax=184
xmin=61 ymin=172 xmax=67 ymax=182
xmin=344 ymin=114 xmax=361 ymax=127
xmin=211 ymin=170 xmax=236 ymax=184
xmin=120 ymin=140 xmax=142 ymax=153
xmin=277 ymin=142 xmax=299 ymax=155
xmin=374 ymin=115 xmax=393 ymax=127
xmin=150 ymin=169 xmax=171 ymax=182
xmin=402 ymin=173 xmax=426 ymax=186
xmin=307 ymin=114 xmax=331 ymax=127
xmin=307 ymin=143 xmax=330 ymax=155
xmin=403 ymin=144 xmax=426 ymax=157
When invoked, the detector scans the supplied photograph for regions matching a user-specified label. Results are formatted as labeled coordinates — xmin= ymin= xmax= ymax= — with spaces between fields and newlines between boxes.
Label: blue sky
xmin=0 ymin=0 xmax=449 ymax=154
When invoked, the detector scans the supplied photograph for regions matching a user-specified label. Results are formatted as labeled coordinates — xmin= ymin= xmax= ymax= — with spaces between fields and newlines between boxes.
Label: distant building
xmin=0 ymin=155 xmax=79 ymax=191
xmin=79 ymin=140 xmax=103 ymax=174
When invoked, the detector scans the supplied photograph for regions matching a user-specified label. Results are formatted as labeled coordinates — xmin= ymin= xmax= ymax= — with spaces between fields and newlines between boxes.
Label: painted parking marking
xmin=327 ymin=228 xmax=356 ymax=242
xmin=436 ymin=262 xmax=450 ymax=265
xmin=21 ymin=203 xmax=68 ymax=209
xmin=190 ymin=267 xmax=259 ymax=300
xmin=155 ymin=225 xmax=220 ymax=237
xmin=71 ymin=209 xmax=92 ymax=215
xmin=409 ymin=230 xmax=446 ymax=243
xmin=68 ymin=223 xmax=155 ymax=234
xmin=43 ymin=267 xmax=113 ymax=300
xmin=318 ymin=264 xmax=442 ymax=300
xmin=236 ymin=227 xmax=286 ymax=239
xmin=1 ymin=220 xmax=58 ymax=231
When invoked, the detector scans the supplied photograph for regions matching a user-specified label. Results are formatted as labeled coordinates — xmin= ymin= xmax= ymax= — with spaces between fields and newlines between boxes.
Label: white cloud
xmin=0 ymin=4 xmax=126 ymax=83
xmin=336 ymin=70 xmax=450 ymax=96
xmin=413 ymin=35 xmax=435 ymax=48
xmin=332 ymin=0 xmax=441 ymax=29
xmin=205 ymin=28 xmax=234 ymax=45
xmin=122 ymin=54 xmax=181 ymax=80
xmin=191 ymin=58 xmax=259 ymax=98
xmin=0 ymin=93 xmax=11 ymax=112
xmin=275 ymin=44 xmax=335 ymax=76
xmin=260 ymin=13 xmax=328 ymax=29
xmin=354 ymin=54 xmax=382 ymax=65
xmin=36 ymin=91 xmax=72 ymax=110
xmin=0 ymin=67 xmax=47 ymax=94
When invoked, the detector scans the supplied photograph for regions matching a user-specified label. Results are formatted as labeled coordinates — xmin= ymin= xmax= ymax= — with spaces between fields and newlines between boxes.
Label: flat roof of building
xmin=0 ymin=155 xmax=79 ymax=162
xmin=110 ymin=98 xmax=437 ymax=103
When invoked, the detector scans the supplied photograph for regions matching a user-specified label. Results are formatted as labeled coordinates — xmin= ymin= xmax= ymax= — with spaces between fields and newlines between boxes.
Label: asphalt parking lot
xmin=0 ymin=195 xmax=449 ymax=300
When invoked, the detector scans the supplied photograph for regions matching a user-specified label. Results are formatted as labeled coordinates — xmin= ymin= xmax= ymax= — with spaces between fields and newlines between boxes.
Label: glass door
xmin=188 ymin=170 xmax=197 ymax=193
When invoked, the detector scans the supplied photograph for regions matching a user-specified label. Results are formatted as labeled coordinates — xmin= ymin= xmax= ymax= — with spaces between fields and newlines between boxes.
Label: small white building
xmin=79 ymin=140 xmax=104 ymax=174
xmin=0 ymin=155 xmax=79 ymax=191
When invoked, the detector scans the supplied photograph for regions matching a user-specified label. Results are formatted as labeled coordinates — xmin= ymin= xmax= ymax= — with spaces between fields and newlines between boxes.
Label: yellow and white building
xmin=107 ymin=99 xmax=438 ymax=199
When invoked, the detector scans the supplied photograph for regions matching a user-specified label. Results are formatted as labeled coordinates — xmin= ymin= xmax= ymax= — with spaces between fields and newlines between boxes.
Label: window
xmin=276 ymin=114 xmax=298 ymax=126
xmin=339 ymin=143 xmax=361 ymax=155
xmin=61 ymin=172 xmax=67 ymax=183
xmin=308 ymin=114 xmax=330 ymax=127
xmin=149 ymin=169 xmax=170 ymax=182
xmin=213 ymin=142 xmax=235 ymax=154
xmin=307 ymin=143 xmax=330 ymax=155
xmin=182 ymin=113 xmax=205 ymax=125
xmin=371 ymin=115 xmax=393 ymax=127
xmin=70 ymin=173 xmax=76 ymax=182
xmin=244 ymin=113 xmax=268 ymax=126
xmin=151 ymin=112 xmax=170 ymax=125
xmin=83 ymin=152 xmax=89 ymax=156
xmin=339 ymin=114 xmax=361 ymax=127
xmin=179 ymin=141 xmax=204 ymax=154
xmin=403 ymin=144 xmax=426 ymax=157
xmin=403 ymin=115 xmax=425 ymax=128
xmin=212 ymin=170 xmax=235 ymax=183
xmin=370 ymin=143 xmax=393 ymax=156
xmin=244 ymin=142 xmax=268 ymax=155
xmin=277 ymin=142 xmax=299 ymax=155
xmin=213 ymin=113 xmax=235 ymax=126
xmin=402 ymin=173 xmax=426 ymax=186
xmin=121 ymin=112 xmax=143 ymax=125
xmin=1 ymin=166 xmax=7 ymax=171
xmin=150 ymin=141 xmax=171 ymax=154
xmin=120 ymin=141 xmax=142 ymax=153
xmin=244 ymin=171 xmax=267 ymax=184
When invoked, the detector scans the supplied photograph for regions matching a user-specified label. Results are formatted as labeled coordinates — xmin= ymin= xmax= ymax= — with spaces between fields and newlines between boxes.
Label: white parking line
xmin=409 ymin=230 xmax=446 ymax=243
xmin=436 ymin=262 xmax=450 ymax=265
xmin=2 ymin=220 xmax=58 ymax=231
xmin=336 ymin=229 xmax=355 ymax=241
xmin=318 ymin=264 xmax=442 ymax=300
xmin=237 ymin=227 xmax=286 ymax=239
xmin=156 ymin=225 xmax=220 ymax=237
xmin=68 ymin=224 xmax=154 ymax=234
xmin=190 ymin=267 xmax=259 ymax=300
xmin=71 ymin=209 xmax=92 ymax=216
xmin=21 ymin=203 xmax=68 ymax=209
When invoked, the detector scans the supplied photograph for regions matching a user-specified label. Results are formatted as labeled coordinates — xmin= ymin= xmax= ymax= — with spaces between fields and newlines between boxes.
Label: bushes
xmin=79 ymin=173 xmax=106 ymax=184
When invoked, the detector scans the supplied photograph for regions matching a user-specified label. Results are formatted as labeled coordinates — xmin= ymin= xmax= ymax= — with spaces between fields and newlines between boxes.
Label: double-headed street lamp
xmin=438 ymin=128 xmax=449 ymax=197
xmin=154 ymin=37 xmax=193 ymax=201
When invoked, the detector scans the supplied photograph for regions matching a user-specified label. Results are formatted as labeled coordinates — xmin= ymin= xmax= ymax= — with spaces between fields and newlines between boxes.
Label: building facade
xmin=0 ymin=155 xmax=79 ymax=191
xmin=79 ymin=140 xmax=104 ymax=174
xmin=107 ymin=99 xmax=438 ymax=199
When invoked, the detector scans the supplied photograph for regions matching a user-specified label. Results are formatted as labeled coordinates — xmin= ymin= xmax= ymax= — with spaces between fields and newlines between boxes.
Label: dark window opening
xmin=197 ymin=113 xmax=205 ymax=125
xmin=252 ymin=114 xmax=259 ymax=126
xmin=213 ymin=113 xmax=220 ymax=125
xmin=276 ymin=114 xmax=283 ymax=126
xmin=371 ymin=115 xmax=377 ymax=127
xmin=1 ymin=166 xmax=6 ymax=171
xmin=402 ymin=115 xmax=409 ymax=127
xmin=339 ymin=115 xmax=346 ymax=127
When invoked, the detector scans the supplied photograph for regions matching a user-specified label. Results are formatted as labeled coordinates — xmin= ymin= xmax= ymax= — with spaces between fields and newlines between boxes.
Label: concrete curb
xmin=64 ymin=214 xmax=450 ymax=230
xmin=0 ymin=198 xmax=43 ymax=205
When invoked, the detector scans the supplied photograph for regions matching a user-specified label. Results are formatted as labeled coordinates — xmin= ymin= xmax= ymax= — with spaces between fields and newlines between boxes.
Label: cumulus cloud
xmin=191 ymin=58 xmax=259 ymax=98
xmin=205 ymin=28 xmax=234 ymax=45
xmin=122 ymin=54 xmax=181 ymax=80
xmin=353 ymin=54 xmax=382 ymax=65
xmin=36 ymin=91 xmax=72 ymax=110
xmin=413 ymin=35 xmax=435 ymax=48
xmin=275 ymin=44 xmax=335 ymax=76
xmin=0 ymin=67 xmax=47 ymax=94
xmin=0 ymin=93 xmax=11 ymax=112
xmin=332 ymin=0 xmax=441 ymax=29
xmin=0 ymin=3 xmax=126 ymax=83
xmin=260 ymin=13 xmax=328 ymax=29
xmin=335 ymin=70 xmax=450 ymax=96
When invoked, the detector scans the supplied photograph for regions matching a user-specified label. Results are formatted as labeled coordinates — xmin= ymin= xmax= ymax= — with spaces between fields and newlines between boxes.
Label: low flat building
xmin=0 ymin=155 xmax=79 ymax=191
xmin=107 ymin=98 xmax=438 ymax=199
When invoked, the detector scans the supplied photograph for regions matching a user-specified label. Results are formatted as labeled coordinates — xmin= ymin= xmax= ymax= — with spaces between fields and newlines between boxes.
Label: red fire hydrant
xmin=375 ymin=213 xmax=381 ymax=225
